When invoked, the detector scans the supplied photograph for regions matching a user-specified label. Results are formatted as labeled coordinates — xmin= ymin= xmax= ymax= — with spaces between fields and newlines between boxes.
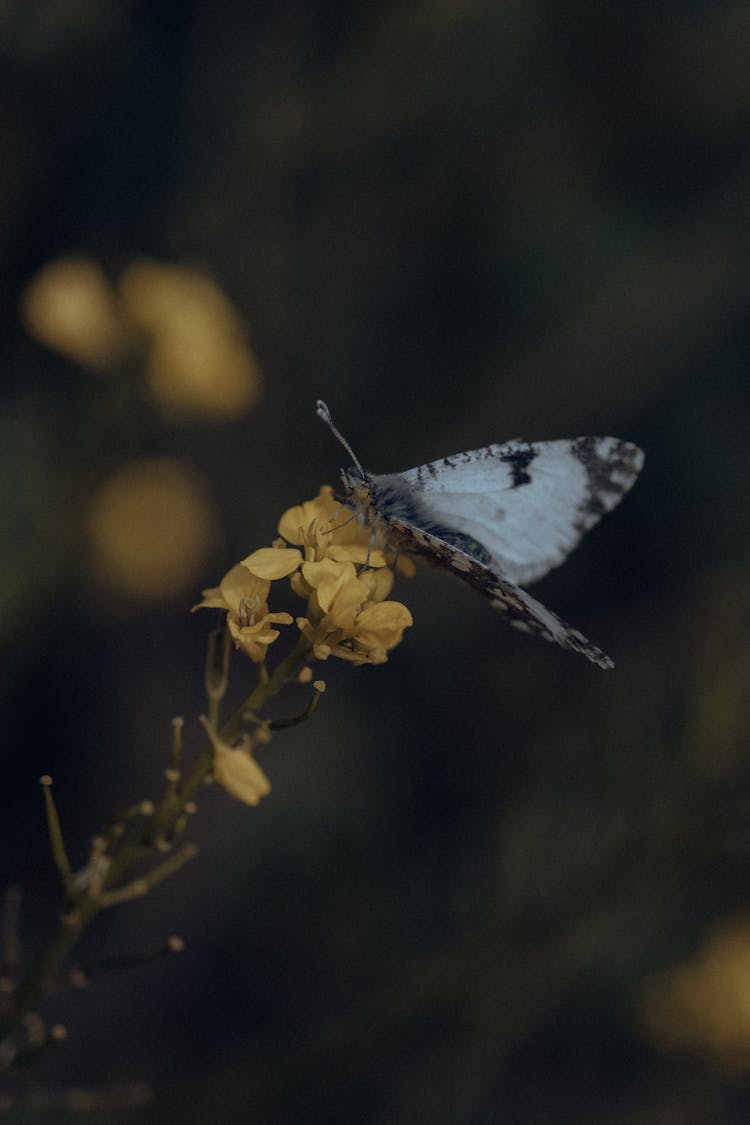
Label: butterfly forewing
xmin=396 ymin=437 xmax=644 ymax=585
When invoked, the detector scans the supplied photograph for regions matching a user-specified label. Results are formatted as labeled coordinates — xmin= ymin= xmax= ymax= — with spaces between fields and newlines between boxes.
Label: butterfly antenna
xmin=316 ymin=400 xmax=367 ymax=480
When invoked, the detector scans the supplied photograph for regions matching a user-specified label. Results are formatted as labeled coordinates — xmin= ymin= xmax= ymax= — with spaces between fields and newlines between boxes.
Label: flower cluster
xmin=193 ymin=487 xmax=413 ymax=806
xmin=195 ymin=486 xmax=413 ymax=667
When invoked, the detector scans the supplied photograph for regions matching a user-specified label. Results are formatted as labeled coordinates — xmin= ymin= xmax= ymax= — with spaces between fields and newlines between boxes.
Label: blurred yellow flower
xmin=88 ymin=458 xmax=220 ymax=601
xmin=641 ymin=915 xmax=750 ymax=1070
xmin=20 ymin=254 xmax=262 ymax=421
xmin=20 ymin=258 xmax=130 ymax=370
xmin=120 ymin=260 xmax=261 ymax=419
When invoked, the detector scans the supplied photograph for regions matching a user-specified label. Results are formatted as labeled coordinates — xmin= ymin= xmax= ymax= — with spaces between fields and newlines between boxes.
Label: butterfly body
xmin=346 ymin=470 xmax=496 ymax=567
xmin=318 ymin=402 xmax=644 ymax=670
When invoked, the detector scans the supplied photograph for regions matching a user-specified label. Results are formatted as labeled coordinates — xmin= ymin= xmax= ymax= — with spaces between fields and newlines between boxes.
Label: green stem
xmin=143 ymin=644 xmax=308 ymax=858
xmin=219 ymin=639 xmax=312 ymax=745
xmin=269 ymin=680 xmax=325 ymax=730
xmin=0 ymin=898 xmax=99 ymax=1041
xmin=99 ymin=843 xmax=199 ymax=907
xmin=40 ymin=778 xmax=75 ymax=904
xmin=80 ymin=937 xmax=183 ymax=976
xmin=0 ymin=638 xmax=312 ymax=1050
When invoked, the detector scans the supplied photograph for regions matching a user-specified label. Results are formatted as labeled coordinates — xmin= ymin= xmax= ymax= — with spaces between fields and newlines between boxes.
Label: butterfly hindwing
xmin=386 ymin=519 xmax=615 ymax=669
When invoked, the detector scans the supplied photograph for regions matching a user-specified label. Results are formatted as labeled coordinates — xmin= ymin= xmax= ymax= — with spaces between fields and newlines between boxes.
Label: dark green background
xmin=2 ymin=2 xmax=750 ymax=1121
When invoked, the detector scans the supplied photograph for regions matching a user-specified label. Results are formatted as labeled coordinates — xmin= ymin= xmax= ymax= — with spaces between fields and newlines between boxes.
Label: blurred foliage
xmin=1 ymin=1 xmax=750 ymax=1122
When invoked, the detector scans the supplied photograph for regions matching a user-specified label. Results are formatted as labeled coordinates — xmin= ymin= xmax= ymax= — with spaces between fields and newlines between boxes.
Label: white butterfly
xmin=316 ymin=401 xmax=644 ymax=669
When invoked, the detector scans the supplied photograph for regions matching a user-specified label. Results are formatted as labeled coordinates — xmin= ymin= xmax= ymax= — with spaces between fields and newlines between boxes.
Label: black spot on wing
xmin=500 ymin=444 xmax=538 ymax=488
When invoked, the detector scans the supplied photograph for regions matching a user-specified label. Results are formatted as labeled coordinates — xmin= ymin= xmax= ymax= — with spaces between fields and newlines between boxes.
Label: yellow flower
xmin=297 ymin=565 xmax=412 ymax=665
xmin=302 ymin=558 xmax=362 ymax=614
xmin=214 ymin=743 xmax=271 ymax=805
xmin=193 ymin=563 xmax=292 ymax=662
xmin=241 ymin=487 xmax=389 ymax=605
xmin=277 ymin=486 xmax=343 ymax=546
xmin=351 ymin=601 xmax=414 ymax=651
xmin=277 ymin=485 xmax=387 ymax=568
xmin=194 ymin=562 xmax=268 ymax=611
xmin=200 ymin=717 xmax=271 ymax=806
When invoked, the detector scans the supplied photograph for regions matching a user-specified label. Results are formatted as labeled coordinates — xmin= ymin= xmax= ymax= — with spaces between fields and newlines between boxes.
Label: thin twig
xmin=39 ymin=778 xmax=75 ymax=905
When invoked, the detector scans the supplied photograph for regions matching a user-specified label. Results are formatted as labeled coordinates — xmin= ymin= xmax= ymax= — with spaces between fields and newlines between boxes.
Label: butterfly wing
xmin=396 ymin=437 xmax=644 ymax=585
xmin=385 ymin=520 xmax=615 ymax=669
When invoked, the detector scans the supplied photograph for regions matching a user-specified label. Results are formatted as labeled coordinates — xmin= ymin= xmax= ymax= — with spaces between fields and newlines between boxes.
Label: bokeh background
xmin=2 ymin=1 xmax=750 ymax=1121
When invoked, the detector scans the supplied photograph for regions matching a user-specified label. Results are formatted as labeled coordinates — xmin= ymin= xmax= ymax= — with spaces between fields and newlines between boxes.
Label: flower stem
xmin=218 ymin=639 xmax=312 ymax=746
xmin=0 ymin=898 xmax=99 ymax=1042
xmin=0 ymin=638 xmax=312 ymax=1052
xmin=40 ymin=777 xmax=75 ymax=905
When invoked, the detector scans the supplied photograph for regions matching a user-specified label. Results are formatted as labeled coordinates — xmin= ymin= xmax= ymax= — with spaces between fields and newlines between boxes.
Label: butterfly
xmin=316 ymin=401 xmax=644 ymax=669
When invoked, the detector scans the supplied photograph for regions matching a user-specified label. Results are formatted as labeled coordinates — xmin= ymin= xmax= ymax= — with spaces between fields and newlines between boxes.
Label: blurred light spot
xmin=19 ymin=258 xmax=129 ymax=370
xmin=641 ymin=916 xmax=750 ymax=1070
xmin=119 ymin=261 xmax=262 ymax=419
xmin=87 ymin=459 xmax=220 ymax=602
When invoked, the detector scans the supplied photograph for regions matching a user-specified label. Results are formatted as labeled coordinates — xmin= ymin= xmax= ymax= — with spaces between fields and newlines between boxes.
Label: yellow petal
xmin=356 ymin=566 xmax=394 ymax=603
xmin=218 ymin=563 xmax=270 ymax=613
xmin=262 ymin=611 xmax=295 ymax=627
xmin=290 ymin=571 xmax=313 ymax=599
xmin=278 ymin=487 xmax=342 ymax=544
xmin=396 ymin=556 xmax=417 ymax=577
xmin=229 ymin=611 xmax=293 ymax=661
xmin=327 ymin=543 xmax=386 ymax=567
xmin=302 ymin=558 xmax=357 ymax=612
xmin=353 ymin=601 xmax=413 ymax=650
xmin=228 ymin=617 xmax=264 ymax=660
xmin=214 ymin=743 xmax=271 ymax=806
xmin=242 ymin=547 xmax=302 ymax=580
xmin=323 ymin=573 xmax=371 ymax=632
xmin=192 ymin=585 xmax=228 ymax=612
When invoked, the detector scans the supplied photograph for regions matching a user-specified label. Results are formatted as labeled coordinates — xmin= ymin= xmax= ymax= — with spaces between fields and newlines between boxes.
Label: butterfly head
xmin=342 ymin=470 xmax=374 ymax=509
xmin=316 ymin=401 xmax=378 ymax=518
